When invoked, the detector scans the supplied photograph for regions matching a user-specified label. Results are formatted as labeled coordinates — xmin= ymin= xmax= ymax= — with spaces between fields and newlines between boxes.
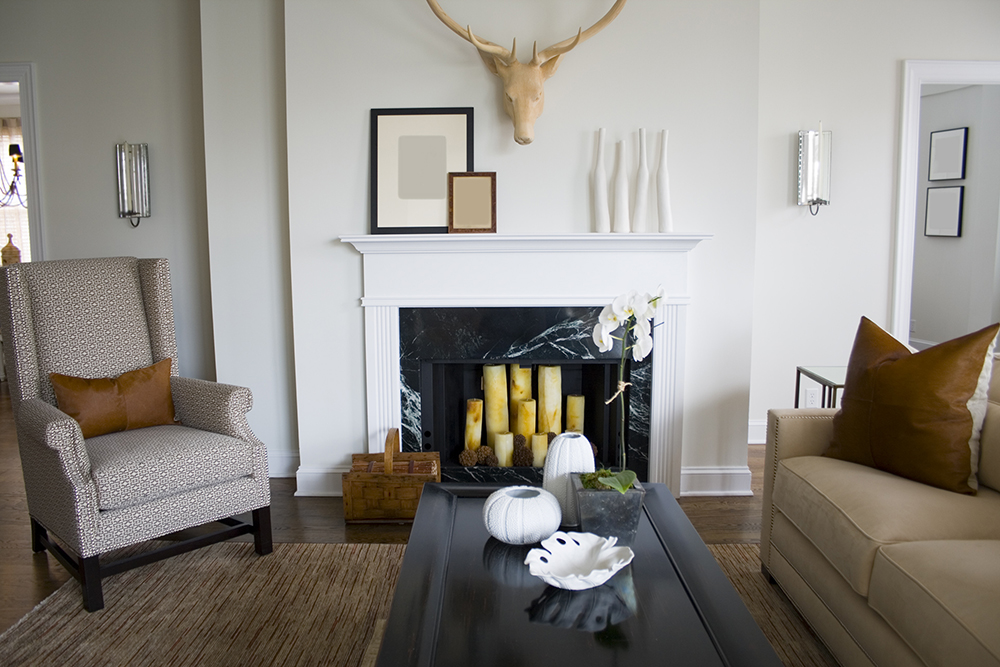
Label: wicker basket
xmin=342 ymin=428 xmax=440 ymax=523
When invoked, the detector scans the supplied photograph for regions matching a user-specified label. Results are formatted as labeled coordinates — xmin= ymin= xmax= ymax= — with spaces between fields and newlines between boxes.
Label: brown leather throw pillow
xmin=50 ymin=358 xmax=176 ymax=439
xmin=826 ymin=317 xmax=998 ymax=494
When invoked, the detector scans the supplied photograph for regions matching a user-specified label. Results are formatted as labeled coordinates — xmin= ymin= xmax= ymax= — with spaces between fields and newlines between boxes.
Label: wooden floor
xmin=0 ymin=378 xmax=763 ymax=633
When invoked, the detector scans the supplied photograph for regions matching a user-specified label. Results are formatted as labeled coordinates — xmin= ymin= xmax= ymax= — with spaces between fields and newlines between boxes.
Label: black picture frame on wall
xmin=924 ymin=185 xmax=964 ymax=237
xmin=369 ymin=107 xmax=474 ymax=235
xmin=928 ymin=127 xmax=968 ymax=181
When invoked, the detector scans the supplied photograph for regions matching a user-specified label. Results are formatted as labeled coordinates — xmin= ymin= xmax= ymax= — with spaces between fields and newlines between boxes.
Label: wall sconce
xmin=798 ymin=123 xmax=831 ymax=215
xmin=1 ymin=143 xmax=25 ymax=208
xmin=116 ymin=142 xmax=150 ymax=227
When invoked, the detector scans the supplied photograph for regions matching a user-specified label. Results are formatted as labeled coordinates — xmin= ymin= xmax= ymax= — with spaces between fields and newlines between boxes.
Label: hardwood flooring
xmin=0 ymin=378 xmax=764 ymax=633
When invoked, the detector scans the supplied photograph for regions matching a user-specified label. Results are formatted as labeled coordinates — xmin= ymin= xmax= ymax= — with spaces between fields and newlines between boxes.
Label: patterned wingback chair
xmin=0 ymin=257 xmax=271 ymax=611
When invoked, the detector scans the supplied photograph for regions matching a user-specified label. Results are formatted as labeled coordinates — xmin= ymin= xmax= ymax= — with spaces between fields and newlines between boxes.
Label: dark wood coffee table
xmin=377 ymin=483 xmax=781 ymax=667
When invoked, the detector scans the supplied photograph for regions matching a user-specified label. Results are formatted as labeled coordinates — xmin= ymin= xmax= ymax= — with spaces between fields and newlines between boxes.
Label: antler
xmin=426 ymin=0 xmax=513 ymax=63
xmin=535 ymin=0 xmax=627 ymax=63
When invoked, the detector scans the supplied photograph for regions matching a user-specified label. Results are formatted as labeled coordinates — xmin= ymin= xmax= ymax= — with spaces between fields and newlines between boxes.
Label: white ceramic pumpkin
xmin=482 ymin=486 xmax=562 ymax=545
xmin=542 ymin=432 xmax=596 ymax=525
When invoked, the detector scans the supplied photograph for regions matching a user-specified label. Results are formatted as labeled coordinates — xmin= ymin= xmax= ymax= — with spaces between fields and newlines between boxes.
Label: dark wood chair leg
xmin=30 ymin=517 xmax=47 ymax=553
xmin=80 ymin=555 xmax=105 ymax=612
xmin=253 ymin=506 xmax=273 ymax=556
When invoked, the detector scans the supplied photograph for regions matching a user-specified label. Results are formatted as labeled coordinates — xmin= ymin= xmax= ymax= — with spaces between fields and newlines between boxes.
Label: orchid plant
xmin=589 ymin=287 xmax=665 ymax=493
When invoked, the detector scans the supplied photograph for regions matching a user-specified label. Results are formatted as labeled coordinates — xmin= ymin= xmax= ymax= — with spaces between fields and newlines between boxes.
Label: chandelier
xmin=1 ymin=143 xmax=25 ymax=208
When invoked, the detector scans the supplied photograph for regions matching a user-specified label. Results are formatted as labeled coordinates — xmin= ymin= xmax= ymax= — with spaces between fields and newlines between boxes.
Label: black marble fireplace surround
xmin=399 ymin=307 xmax=652 ymax=484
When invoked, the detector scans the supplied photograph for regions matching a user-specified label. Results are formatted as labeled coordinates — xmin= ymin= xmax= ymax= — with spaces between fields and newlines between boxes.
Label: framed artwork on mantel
xmin=370 ymin=107 xmax=474 ymax=234
xmin=928 ymin=127 xmax=967 ymax=181
xmin=448 ymin=172 xmax=496 ymax=233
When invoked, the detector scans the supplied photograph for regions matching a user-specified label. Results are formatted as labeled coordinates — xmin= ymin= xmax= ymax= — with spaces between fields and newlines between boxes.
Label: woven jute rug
xmin=0 ymin=542 xmax=405 ymax=667
xmin=0 ymin=541 xmax=834 ymax=667
xmin=708 ymin=543 xmax=839 ymax=667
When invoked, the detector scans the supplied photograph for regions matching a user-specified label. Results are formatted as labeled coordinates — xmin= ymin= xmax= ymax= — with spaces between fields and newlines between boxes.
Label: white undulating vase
xmin=632 ymin=128 xmax=649 ymax=233
xmin=592 ymin=128 xmax=611 ymax=233
xmin=542 ymin=432 xmax=597 ymax=525
xmin=656 ymin=129 xmax=674 ymax=233
xmin=483 ymin=486 xmax=562 ymax=545
xmin=612 ymin=140 xmax=630 ymax=233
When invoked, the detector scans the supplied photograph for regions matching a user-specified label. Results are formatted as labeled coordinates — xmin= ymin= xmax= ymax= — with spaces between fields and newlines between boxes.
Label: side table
xmin=795 ymin=366 xmax=847 ymax=408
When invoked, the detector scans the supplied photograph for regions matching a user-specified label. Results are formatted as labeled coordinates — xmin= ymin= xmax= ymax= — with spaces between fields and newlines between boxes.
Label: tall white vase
xmin=656 ymin=130 xmax=674 ymax=233
xmin=612 ymin=140 xmax=630 ymax=233
xmin=592 ymin=129 xmax=611 ymax=233
xmin=632 ymin=128 xmax=649 ymax=233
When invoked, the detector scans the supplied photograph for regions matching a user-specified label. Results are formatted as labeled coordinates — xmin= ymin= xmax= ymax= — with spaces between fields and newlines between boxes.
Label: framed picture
xmin=370 ymin=107 xmax=473 ymax=234
xmin=448 ymin=172 xmax=496 ymax=233
xmin=928 ymin=127 xmax=967 ymax=181
xmin=924 ymin=186 xmax=964 ymax=237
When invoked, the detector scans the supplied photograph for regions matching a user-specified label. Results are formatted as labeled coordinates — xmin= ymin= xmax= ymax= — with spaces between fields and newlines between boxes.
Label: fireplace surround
xmin=342 ymin=233 xmax=710 ymax=495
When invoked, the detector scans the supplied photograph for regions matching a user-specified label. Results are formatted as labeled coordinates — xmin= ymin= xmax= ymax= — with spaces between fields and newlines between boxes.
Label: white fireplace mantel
xmin=342 ymin=233 xmax=711 ymax=495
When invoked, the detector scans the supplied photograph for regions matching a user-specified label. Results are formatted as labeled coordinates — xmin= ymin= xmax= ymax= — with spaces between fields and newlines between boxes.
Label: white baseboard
xmin=295 ymin=466 xmax=351 ymax=496
xmin=267 ymin=451 xmax=300 ymax=478
xmin=748 ymin=418 xmax=767 ymax=445
xmin=679 ymin=465 xmax=753 ymax=496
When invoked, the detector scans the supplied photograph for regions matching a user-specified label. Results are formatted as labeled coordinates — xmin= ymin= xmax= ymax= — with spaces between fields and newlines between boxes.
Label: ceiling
xmin=0 ymin=82 xmax=21 ymax=109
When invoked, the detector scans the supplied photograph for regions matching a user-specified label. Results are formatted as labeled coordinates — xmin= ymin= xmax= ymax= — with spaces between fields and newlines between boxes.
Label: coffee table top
xmin=377 ymin=483 xmax=781 ymax=667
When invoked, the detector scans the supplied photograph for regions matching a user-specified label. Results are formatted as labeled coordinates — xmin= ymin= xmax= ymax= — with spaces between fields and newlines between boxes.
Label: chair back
xmin=0 ymin=257 xmax=178 ymax=413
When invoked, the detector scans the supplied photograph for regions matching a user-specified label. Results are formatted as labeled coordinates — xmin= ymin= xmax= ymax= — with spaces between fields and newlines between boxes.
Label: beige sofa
xmin=761 ymin=363 xmax=1000 ymax=667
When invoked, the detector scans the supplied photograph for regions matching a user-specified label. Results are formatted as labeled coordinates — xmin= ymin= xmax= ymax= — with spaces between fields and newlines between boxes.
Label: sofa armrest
xmin=760 ymin=408 xmax=837 ymax=570
xmin=170 ymin=376 xmax=263 ymax=446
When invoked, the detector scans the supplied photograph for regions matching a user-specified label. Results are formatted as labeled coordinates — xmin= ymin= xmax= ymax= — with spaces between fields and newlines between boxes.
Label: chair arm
xmin=16 ymin=398 xmax=92 ymax=486
xmin=760 ymin=408 xmax=836 ymax=570
xmin=170 ymin=376 xmax=263 ymax=445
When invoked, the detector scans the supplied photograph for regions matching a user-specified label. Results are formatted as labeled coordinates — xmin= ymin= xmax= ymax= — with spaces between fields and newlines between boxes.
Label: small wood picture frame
xmin=448 ymin=172 xmax=496 ymax=233
xmin=924 ymin=185 xmax=964 ymax=237
xmin=928 ymin=127 xmax=968 ymax=181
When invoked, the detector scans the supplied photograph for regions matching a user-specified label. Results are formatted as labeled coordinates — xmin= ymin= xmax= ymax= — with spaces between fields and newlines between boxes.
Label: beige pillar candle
xmin=531 ymin=433 xmax=549 ymax=467
xmin=494 ymin=432 xmax=514 ymax=467
xmin=509 ymin=365 xmax=533 ymax=425
xmin=465 ymin=399 xmax=483 ymax=450
xmin=537 ymin=365 xmax=562 ymax=435
xmin=483 ymin=364 xmax=509 ymax=448
xmin=515 ymin=399 xmax=537 ymax=438
xmin=565 ymin=395 xmax=585 ymax=433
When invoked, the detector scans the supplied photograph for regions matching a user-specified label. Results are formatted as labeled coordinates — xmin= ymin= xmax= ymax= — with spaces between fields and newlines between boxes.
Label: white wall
xmin=0 ymin=0 xmax=215 ymax=380
xmin=910 ymin=85 xmax=1000 ymax=348
xmin=748 ymin=0 xmax=1000 ymax=441
xmin=200 ymin=0 xmax=299 ymax=475
xmin=284 ymin=0 xmax=760 ymax=494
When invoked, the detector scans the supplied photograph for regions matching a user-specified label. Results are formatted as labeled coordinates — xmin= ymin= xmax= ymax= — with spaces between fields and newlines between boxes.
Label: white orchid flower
xmin=612 ymin=290 xmax=638 ymax=322
xmin=632 ymin=323 xmax=653 ymax=361
xmin=593 ymin=322 xmax=615 ymax=353
xmin=598 ymin=303 xmax=622 ymax=331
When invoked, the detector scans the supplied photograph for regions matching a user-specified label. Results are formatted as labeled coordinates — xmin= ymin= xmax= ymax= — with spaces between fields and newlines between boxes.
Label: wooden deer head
xmin=426 ymin=0 xmax=627 ymax=145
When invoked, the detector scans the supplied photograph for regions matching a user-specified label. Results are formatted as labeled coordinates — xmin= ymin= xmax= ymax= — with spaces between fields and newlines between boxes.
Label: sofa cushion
xmin=773 ymin=455 xmax=1000 ymax=596
xmin=869 ymin=540 xmax=1000 ymax=667
xmin=826 ymin=316 xmax=998 ymax=494
xmin=979 ymin=358 xmax=1000 ymax=491
xmin=85 ymin=424 xmax=253 ymax=511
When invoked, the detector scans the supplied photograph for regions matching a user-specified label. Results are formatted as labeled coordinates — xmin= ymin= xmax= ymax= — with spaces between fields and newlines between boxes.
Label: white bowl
xmin=524 ymin=531 xmax=634 ymax=590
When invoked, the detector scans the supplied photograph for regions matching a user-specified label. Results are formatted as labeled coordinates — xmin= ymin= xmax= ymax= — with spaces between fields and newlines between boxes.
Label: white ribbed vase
xmin=542 ymin=432 xmax=597 ymax=526
xmin=483 ymin=486 xmax=562 ymax=545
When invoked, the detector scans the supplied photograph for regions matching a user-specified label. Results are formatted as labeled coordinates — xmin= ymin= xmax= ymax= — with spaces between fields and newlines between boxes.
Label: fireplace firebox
xmin=399 ymin=307 xmax=651 ymax=484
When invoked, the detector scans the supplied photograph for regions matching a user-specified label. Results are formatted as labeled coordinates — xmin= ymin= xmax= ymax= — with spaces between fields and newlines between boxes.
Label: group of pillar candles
xmin=463 ymin=363 xmax=584 ymax=467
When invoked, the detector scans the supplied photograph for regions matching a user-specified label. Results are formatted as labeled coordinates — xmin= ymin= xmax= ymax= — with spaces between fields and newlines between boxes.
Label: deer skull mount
xmin=426 ymin=0 xmax=627 ymax=146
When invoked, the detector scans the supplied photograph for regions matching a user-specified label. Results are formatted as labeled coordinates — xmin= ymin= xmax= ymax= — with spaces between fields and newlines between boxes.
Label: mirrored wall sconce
xmin=116 ymin=142 xmax=150 ymax=227
xmin=798 ymin=123 xmax=831 ymax=215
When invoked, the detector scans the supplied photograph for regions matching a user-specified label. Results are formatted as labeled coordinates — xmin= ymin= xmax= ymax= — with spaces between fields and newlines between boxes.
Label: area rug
xmin=0 ymin=542 xmax=405 ymax=667
xmin=0 ymin=541 xmax=835 ymax=667
xmin=708 ymin=543 xmax=839 ymax=667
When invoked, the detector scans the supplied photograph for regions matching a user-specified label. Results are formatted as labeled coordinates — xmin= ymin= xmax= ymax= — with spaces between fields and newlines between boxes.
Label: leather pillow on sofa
xmin=825 ymin=317 xmax=998 ymax=494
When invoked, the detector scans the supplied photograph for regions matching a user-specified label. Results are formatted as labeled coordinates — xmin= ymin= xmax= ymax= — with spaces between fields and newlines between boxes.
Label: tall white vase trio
xmin=592 ymin=128 xmax=673 ymax=233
